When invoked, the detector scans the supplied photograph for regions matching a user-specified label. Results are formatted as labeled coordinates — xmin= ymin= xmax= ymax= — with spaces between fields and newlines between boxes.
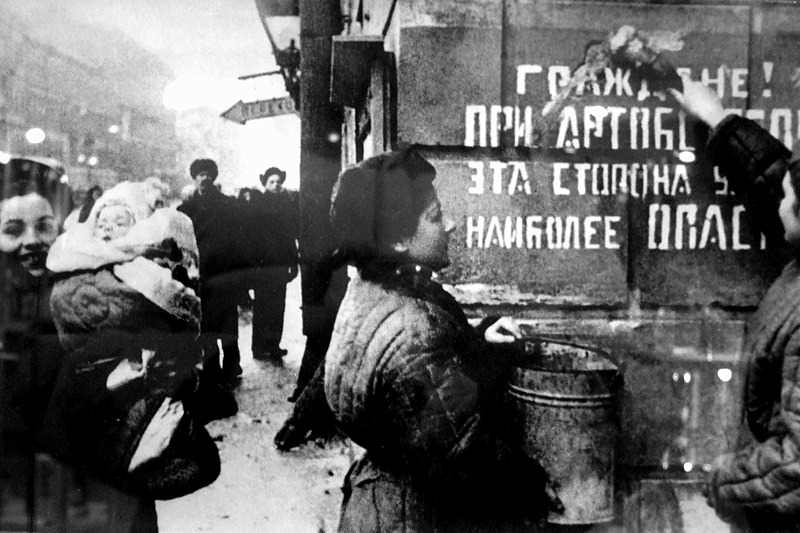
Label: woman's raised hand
xmin=668 ymin=76 xmax=728 ymax=128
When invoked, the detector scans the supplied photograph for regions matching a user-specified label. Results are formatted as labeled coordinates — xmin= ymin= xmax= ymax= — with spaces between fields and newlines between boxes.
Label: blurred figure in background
xmin=249 ymin=167 xmax=298 ymax=363
xmin=237 ymin=187 xmax=258 ymax=315
xmin=63 ymin=185 xmax=103 ymax=231
xmin=238 ymin=187 xmax=255 ymax=203
xmin=178 ymin=159 xmax=244 ymax=402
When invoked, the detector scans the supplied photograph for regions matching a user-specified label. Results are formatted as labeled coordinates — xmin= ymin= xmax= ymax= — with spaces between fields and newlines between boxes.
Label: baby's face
xmin=95 ymin=204 xmax=134 ymax=241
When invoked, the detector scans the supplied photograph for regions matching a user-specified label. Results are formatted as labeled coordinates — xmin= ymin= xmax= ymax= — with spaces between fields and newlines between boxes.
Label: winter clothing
xmin=178 ymin=187 xmax=246 ymax=381
xmin=248 ymin=189 xmax=299 ymax=358
xmin=259 ymin=167 xmax=286 ymax=186
xmin=259 ymin=189 xmax=299 ymax=269
xmin=329 ymin=150 xmax=436 ymax=263
xmin=189 ymin=159 xmax=218 ymax=180
xmin=0 ymin=259 xmax=64 ymax=442
xmin=325 ymin=264 xmax=554 ymax=532
xmin=47 ymin=208 xmax=201 ymax=350
xmin=43 ymin=203 xmax=219 ymax=500
xmin=177 ymin=186 xmax=246 ymax=281
xmin=704 ymin=115 xmax=800 ymax=531
xmin=86 ymin=181 xmax=160 ymax=228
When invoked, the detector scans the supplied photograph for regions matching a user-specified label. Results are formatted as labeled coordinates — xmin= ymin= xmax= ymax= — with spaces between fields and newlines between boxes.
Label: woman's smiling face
xmin=0 ymin=193 xmax=58 ymax=276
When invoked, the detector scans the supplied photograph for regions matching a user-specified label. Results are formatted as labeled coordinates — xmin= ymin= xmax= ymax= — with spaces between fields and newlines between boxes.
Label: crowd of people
xmin=3 ymin=74 xmax=800 ymax=532
xmin=0 ymin=158 xmax=301 ymax=531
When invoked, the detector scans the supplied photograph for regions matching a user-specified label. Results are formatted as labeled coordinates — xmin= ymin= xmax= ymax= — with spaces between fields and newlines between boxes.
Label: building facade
xmin=320 ymin=0 xmax=800 ymax=529
xmin=0 ymin=6 xmax=179 ymax=193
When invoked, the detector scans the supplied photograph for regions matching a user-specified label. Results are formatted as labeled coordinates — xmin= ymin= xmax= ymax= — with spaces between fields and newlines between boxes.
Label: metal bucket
xmin=508 ymin=338 xmax=619 ymax=525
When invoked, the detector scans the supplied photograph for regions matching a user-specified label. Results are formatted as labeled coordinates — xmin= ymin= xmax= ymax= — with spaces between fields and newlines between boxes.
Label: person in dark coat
xmin=237 ymin=187 xmax=255 ymax=204
xmin=177 ymin=159 xmax=244 ymax=393
xmin=322 ymin=149 xmax=562 ymax=532
xmin=0 ymin=160 xmax=73 ymax=532
xmin=43 ymin=181 xmax=220 ymax=532
xmin=0 ymin=163 xmax=154 ymax=532
xmin=249 ymin=167 xmax=298 ymax=362
xmin=673 ymin=77 xmax=800 ymax=532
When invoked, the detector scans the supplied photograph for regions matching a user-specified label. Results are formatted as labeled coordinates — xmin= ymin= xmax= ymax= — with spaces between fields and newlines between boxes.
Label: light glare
xmin=26 ymin=128 xmax=46 ymax=144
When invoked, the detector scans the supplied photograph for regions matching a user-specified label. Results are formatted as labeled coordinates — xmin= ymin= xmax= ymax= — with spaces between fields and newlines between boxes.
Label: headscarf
xmin=329 ymin=148 xmax=436 ymax=265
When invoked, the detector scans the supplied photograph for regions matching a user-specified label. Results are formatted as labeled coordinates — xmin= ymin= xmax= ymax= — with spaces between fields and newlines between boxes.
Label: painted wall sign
xmin=400 ymin=2 xmax=799 ymax=306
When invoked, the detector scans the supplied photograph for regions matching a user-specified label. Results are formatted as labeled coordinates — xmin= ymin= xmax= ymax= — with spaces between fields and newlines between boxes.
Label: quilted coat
xmin=42 ymin=210 xmax=219 ymax=499
xmin=325 ymin=264 xmax=553 ymax=532
xmin=705 ymin=115 xmax=800 ymax=531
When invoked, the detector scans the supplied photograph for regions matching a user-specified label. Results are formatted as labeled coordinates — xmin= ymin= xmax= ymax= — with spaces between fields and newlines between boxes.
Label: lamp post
xmin=254 ymin=1 xmax=301 ymax=110
xmin=267 ymin=30 xmax=300 ymax=110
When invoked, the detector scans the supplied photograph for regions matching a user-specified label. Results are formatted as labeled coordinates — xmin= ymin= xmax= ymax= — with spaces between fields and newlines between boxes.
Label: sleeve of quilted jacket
xmin=711 ymin=332 xmax=800 ymax=521
xmin=706 ymin=115 xmax=791 ymax=248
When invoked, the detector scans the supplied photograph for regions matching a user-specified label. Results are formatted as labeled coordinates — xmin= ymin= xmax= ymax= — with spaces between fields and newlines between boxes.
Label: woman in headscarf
xmin=323 ymin=148 xmax=563 ymax=532
xmin=42 ymin=180 xmax=219 ymax=532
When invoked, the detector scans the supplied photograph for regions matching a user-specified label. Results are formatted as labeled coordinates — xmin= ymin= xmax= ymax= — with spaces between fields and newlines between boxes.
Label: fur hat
xmin=260 ymin=166 xmax=286 ymax=186
xmin=329 ymin=148 xmax=436 ymax=262
xmin=189 ymin=158 xmax=218 ymax=180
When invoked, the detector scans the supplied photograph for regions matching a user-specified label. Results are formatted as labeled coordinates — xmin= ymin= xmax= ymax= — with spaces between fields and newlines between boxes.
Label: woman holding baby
xmin=16 ymin=178 xmax=220 ymax=532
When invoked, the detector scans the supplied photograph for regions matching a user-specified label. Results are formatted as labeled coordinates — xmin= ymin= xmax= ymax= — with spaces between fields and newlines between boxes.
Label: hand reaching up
xmin=668 ymin=76 xmax=728 ymax=128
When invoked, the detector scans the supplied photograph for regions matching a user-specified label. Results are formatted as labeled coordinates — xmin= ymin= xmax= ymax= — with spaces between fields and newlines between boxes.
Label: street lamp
xmin=254 ymin=1 xmax=301 ymax=109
